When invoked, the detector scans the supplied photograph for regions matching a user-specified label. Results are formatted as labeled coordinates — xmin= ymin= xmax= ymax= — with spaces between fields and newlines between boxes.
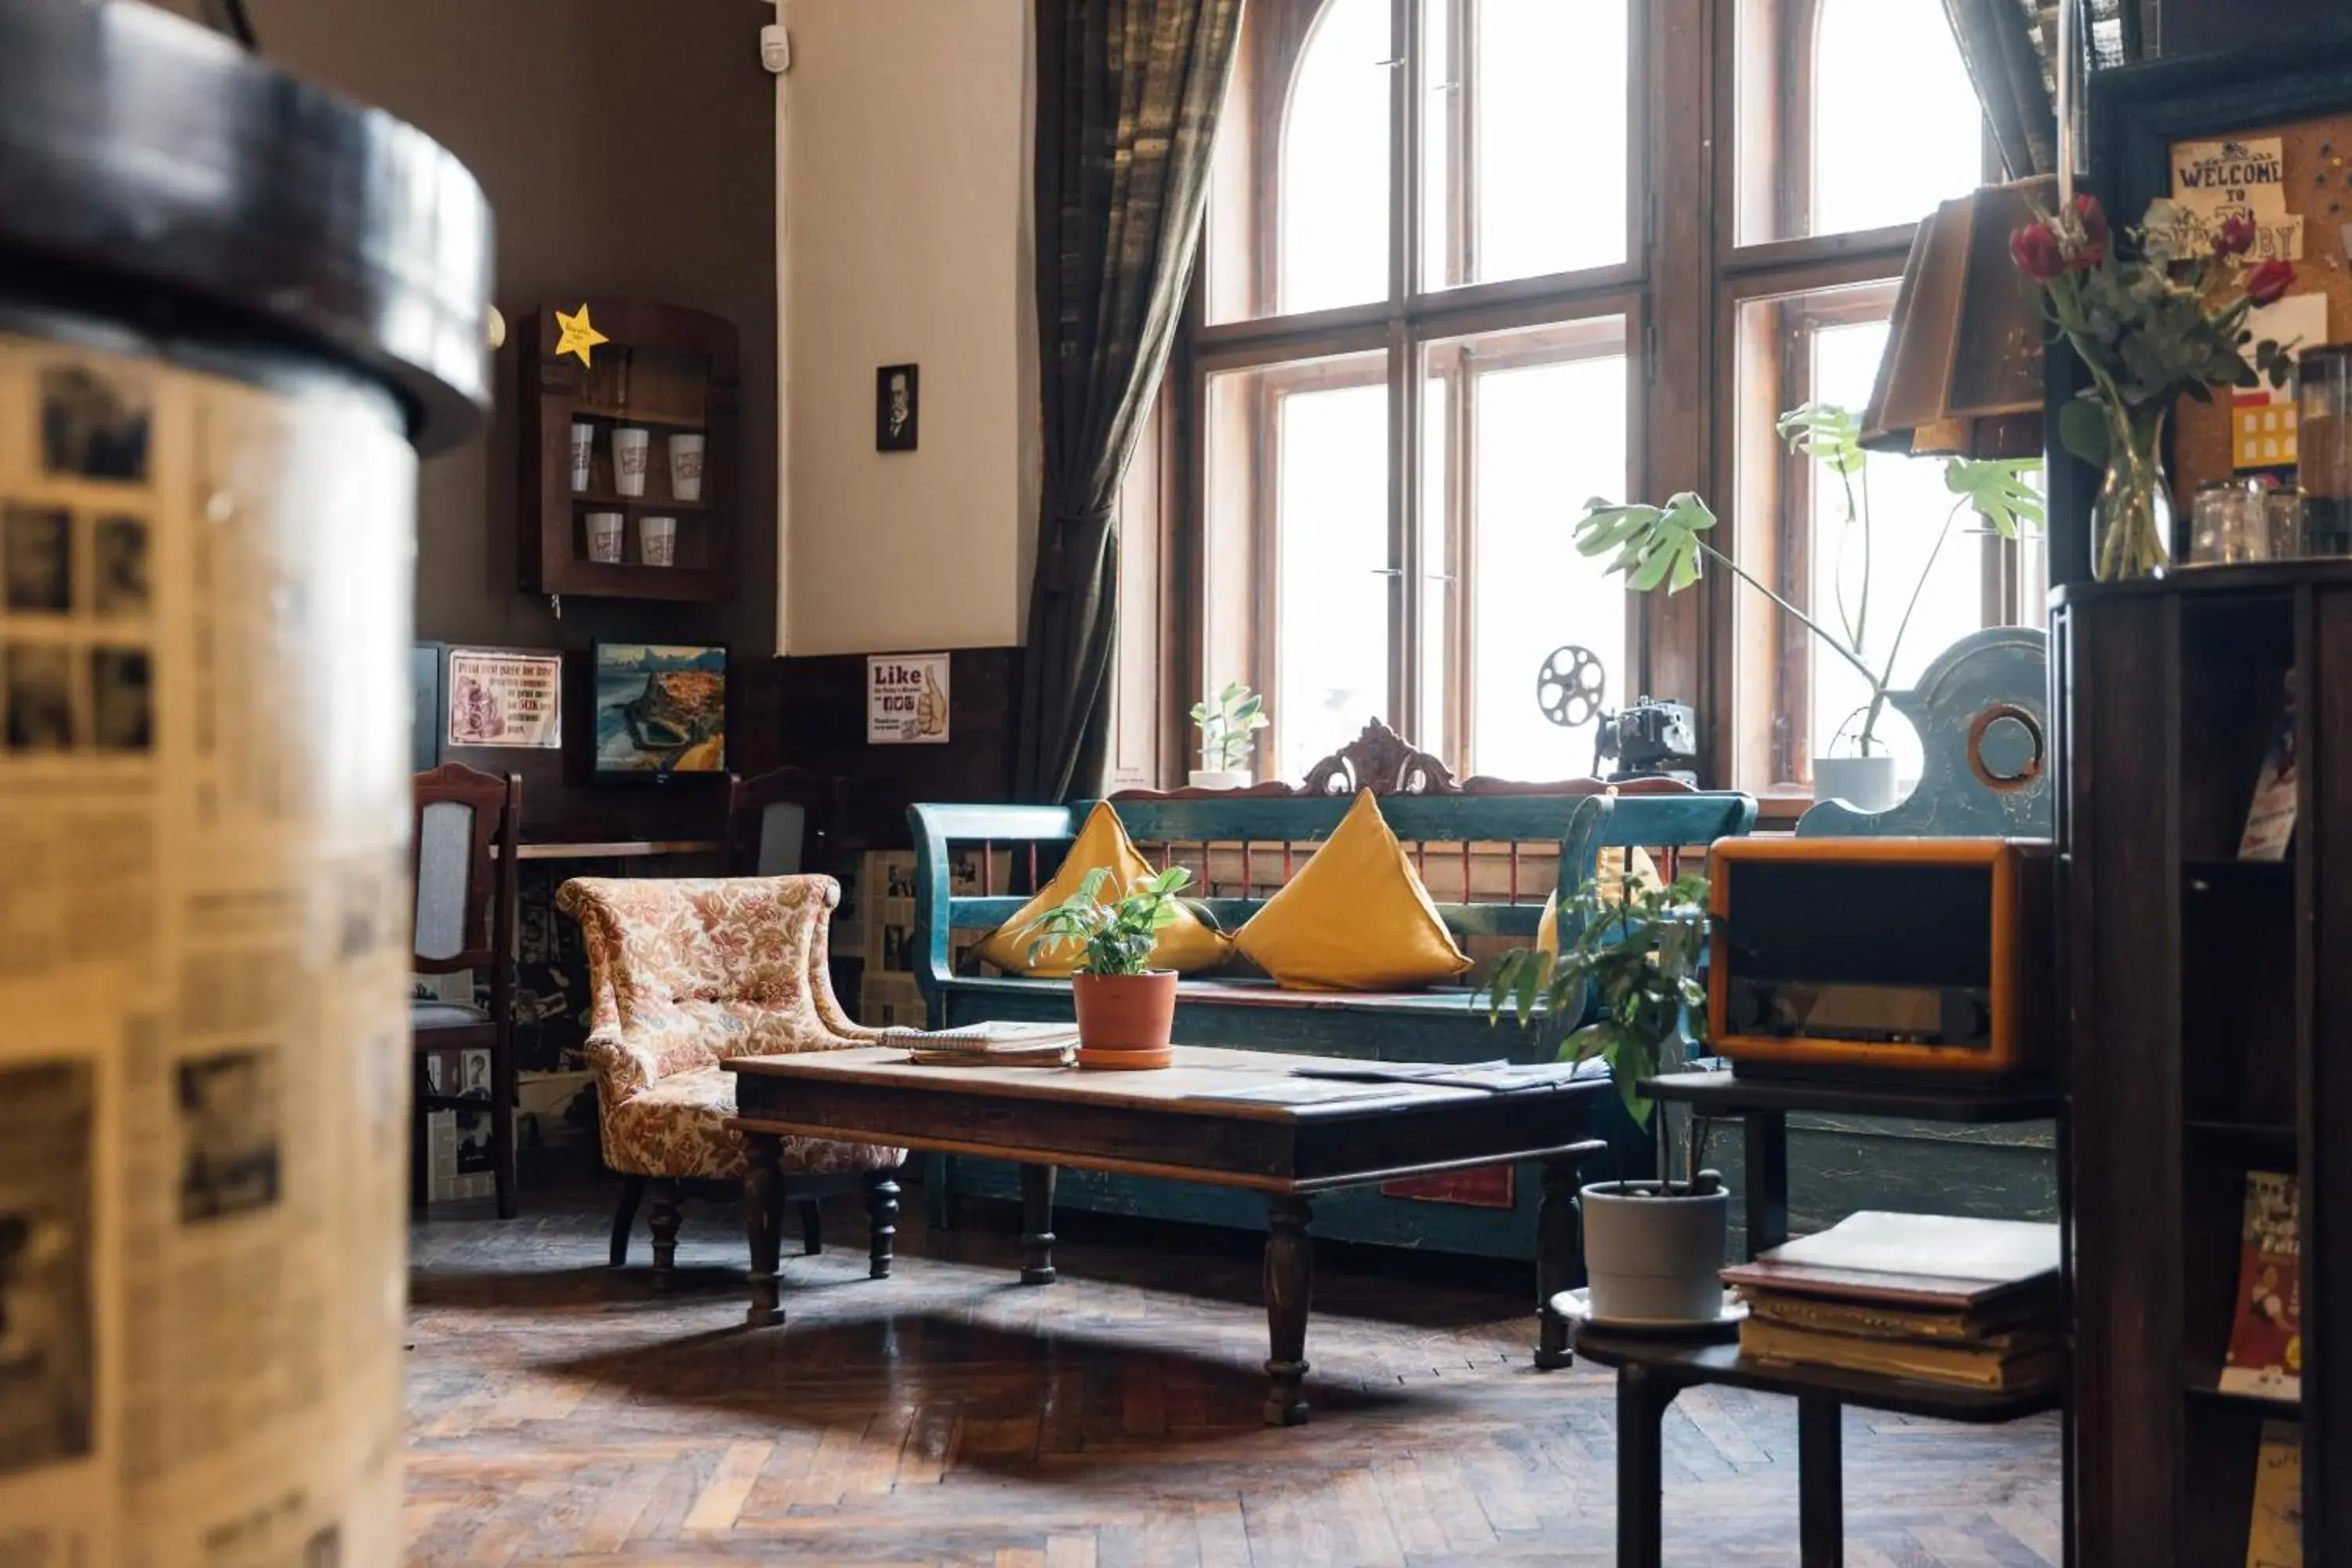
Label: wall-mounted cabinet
xmin=519 ymin=299 xmax=739 ymax=604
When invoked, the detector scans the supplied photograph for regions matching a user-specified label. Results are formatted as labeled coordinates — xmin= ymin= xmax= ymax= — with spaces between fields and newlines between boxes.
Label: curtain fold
xmin=1013 ymin=0 xmax=1245 ymax=804
xmin=1943 ymin=0 xmax=2141 ymax=180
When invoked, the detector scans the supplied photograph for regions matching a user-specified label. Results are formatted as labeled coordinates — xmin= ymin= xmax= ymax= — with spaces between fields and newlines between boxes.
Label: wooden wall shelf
xmin=518 ymin=299 xmax=739 ymax=603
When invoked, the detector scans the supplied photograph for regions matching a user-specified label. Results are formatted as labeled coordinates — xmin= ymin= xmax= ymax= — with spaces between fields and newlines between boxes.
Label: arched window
xmin=1810 ymin=0 xmax=1984 ymax=235
xmin=1276 ymin=0 xmax=1390 ymax=316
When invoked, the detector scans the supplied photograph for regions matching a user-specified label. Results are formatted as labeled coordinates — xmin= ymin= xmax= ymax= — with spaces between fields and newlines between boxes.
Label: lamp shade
xmin=1861 ymin=176 xmax=2056 ymax=459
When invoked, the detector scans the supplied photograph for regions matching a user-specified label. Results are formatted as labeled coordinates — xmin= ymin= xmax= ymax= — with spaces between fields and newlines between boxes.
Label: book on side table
xmin=1721 ymin=1211 xmax=2063 ymax=1392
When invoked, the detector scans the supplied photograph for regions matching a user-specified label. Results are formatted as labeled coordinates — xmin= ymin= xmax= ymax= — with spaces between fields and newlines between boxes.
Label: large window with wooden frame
xmin=1161 ymin=0 xmax=2048 ymax=797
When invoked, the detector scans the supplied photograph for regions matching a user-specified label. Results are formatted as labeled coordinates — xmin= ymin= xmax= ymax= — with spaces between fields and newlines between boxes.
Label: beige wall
xmin=777 ymin=0 xmax=1037 ymax=657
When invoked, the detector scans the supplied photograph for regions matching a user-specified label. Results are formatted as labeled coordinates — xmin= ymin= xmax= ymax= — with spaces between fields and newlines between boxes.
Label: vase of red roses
xmin=2012 ymin=195 xmax=2297 ymax=580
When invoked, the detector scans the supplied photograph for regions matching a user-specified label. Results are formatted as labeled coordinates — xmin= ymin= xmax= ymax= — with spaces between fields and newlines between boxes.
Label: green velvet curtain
xmin=1013 ymin=0 xmax=1244 ymax=804
xmin=1943 ymin=0 xmax=2143 ymax=180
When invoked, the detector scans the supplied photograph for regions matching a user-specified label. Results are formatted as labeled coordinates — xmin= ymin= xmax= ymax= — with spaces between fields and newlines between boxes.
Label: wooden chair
xmin=721 ymin=764 xmax=846 ymax=878
xmin=411 ymin=762 xmax=521 ymax=1218
xmin=555 ymin=875 xmax=904 ymax=1290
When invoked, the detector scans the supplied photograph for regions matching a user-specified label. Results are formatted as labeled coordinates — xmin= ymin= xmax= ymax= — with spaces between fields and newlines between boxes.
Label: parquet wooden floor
xmin=406 ymin=1181 xmax=2062 ymax=1566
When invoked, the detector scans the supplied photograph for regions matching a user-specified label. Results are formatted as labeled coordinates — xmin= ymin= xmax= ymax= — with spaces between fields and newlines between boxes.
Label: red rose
xmin=2248 ymin=259 xmax=2296 ymax=306
xmin=2011 ymin=220 xmax=2065 ymax=281
xmin=2216 ymin=212 xmax=2257 ymax=257
xmin=2067 ymin=194 xmax=2110 ymax=269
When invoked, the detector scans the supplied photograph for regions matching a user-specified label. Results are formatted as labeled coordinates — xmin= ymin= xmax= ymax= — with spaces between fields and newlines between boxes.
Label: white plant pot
xmin=1812 ymin=753 xmax=1902 ymax=812
xmin=1187 ymin=769 xmax=1252 ymax=790
xmin=1579 ymin=1180 xmax=1730 ymax=1323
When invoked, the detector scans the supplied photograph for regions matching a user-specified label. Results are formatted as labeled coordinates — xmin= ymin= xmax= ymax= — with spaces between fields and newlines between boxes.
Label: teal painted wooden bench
xmin=908 ymin=730 xmax=1756 ymax=1262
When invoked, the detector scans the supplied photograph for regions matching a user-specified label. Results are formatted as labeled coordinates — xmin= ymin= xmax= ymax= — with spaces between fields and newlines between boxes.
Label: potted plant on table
xmin=1018 ymin=865 xmax=1193 ymax=1070
xmin=2010 ymin=194 xmax=2296 ymax=580
xmin=1189 ymin=682 xmax=1269 ymax=789
xmin=1483 ymin=870 xmax=1728 ymax=1325
xmin=1577 ymin=405 xmax=2042 ymax=811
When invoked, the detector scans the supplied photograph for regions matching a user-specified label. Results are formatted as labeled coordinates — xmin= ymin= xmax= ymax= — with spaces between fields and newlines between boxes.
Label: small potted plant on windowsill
xmin=1483 ymin=870 xmax=1729 ymax=1325
xmin=1189 ymin=681 xmax=1269 ymax=789
xmin=1018 ymin=865 xmax=1193 ymax=1070
xmin=1577 ymin=405 xmax=2043 ymax=812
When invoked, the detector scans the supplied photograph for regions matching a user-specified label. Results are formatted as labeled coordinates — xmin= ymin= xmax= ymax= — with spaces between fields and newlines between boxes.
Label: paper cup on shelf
xmin=668 ymin=432 xmax=706 ymax=501
xmin=612 ymin=426 xmax=650 ymax=496
xmin=569 ymin=420 xmax=594 ymax=492
xmin=639 ymin=515 xmax=677 ymax=567
xmin=585 ymin=510 xmax=624 ymax=564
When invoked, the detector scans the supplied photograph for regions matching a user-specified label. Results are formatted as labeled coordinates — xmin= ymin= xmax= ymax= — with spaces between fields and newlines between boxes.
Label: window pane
xmin=1422 ymin=320 xmax=1629 ymax=780
xmin=1434 ymin=0 xmax=1628 ymax=289
xmin=1734 ymin=0 xmax=1984 ymax=245
xmin=1202 ymin=354 xmax=1393 ymax=784
xmin=1203 ymin=0 xmax=1396 ymax=324
xmin=1730 ymin=284 xmax=1998 ymax=791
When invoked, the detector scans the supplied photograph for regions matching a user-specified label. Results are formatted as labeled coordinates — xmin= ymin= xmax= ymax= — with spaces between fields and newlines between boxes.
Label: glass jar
xmin=2187 ymin=477 xmax=2272 ymax=567
xmin=2267 ymin=485 xmax=2309 ymax=559
xmin=2299 ymin=345 xmax=2352 ymax=555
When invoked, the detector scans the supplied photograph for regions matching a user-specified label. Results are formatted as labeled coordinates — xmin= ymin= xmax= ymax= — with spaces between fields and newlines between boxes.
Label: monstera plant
xmin=1577 ymin=405 xmax=2042 ymax=802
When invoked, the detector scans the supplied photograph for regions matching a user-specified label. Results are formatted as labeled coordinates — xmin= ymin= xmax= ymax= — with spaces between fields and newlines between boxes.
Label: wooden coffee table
xmin=724 ymin=1044 xmax=1609 ymax=1425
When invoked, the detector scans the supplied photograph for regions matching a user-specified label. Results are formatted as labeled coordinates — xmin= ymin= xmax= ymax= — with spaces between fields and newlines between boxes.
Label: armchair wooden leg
xmin=864 ymin=1171 xmax=899 ymax=1280
xmin=648 ymin=1178 xmax=682 ymax=1291
xmin=798 ymin=1199 xmax=822 ymax=1256
xmin=609 ymin=1174 xmax=648 ymax=1268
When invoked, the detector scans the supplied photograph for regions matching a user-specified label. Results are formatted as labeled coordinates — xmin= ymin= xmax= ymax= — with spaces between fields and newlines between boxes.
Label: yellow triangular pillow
xmin=1232 ymin=791 xmax=1471 ymax=991
xmin=975 ymin=801 xmax=1230 ymax=976
xmin=1537 ymin=844 xmax=1666 ymax=955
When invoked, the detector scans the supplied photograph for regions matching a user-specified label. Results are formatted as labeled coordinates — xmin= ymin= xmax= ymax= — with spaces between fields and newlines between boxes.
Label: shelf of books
xmin=2056 ymin=564 xmax=2352 ymax=1568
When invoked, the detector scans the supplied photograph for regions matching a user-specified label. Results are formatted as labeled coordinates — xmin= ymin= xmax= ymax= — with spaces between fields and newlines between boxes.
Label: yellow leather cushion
xmin=1536 ymin=844 xmax=1665 ymax=954
xmin=975 ymin=801 xmax=1231 ymax=976
xmin=1232 ymin=790 xmax=1471 ymax=991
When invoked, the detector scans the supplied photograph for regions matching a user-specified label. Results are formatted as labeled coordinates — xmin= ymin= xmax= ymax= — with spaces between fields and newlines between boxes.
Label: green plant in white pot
xmin=1483 ymin=871 xmax=1729 ymax=1326
xmin=1577 ymin=404 xmax=2042 ymax=811
xmin=1018 ymin=865 xmax=1192 ymax=1070
xmin=1189 ymin=682 xmax=1269 ymax=789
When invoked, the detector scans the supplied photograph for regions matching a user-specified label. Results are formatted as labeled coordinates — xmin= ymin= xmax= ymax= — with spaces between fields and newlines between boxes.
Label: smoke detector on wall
xmin=760 ymin=22 xmax=790 ymax=74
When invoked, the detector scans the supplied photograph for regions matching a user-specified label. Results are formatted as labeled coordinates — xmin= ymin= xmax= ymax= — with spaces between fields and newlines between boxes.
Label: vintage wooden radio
xmin=1707 ymin=837 xmax=2053 ymax=1080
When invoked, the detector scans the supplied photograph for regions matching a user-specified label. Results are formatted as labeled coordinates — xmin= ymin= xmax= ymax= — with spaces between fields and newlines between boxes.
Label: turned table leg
xmin=865 ymin=1170 xmax=900 ymax=1279
xmin=1262 ymin=1193 xmax=1314 ymax=1426
xmin=648 ymin=1178 xmax=682 ymax=1292
xmin=1019 ymin=1163 xmax=1057 ymax=1285
xmin=743 ymin=1134 xmax=784 ymax=1327
xmin=1535 ymin=1153 xmax=1583 ymax=1370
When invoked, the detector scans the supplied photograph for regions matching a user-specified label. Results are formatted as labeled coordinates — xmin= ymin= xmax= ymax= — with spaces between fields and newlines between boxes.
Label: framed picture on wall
xmin=877 ymin=363 xmax=918 ymax=452
xmin=590 ymin=641 xmax=727 ymax=779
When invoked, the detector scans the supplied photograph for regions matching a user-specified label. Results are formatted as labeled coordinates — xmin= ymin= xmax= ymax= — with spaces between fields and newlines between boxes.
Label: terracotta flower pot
xmin=1070 ymin=970 xmax=1178 ymax=1069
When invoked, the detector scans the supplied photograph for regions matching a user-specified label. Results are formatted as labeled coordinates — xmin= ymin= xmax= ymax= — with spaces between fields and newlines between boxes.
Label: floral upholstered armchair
xmin=555 ymin=875 xmax=905 ymax=1290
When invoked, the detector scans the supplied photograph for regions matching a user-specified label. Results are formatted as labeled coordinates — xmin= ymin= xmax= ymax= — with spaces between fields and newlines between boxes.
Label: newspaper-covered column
xmin=0 ymin=328 xmax=416 ymax=1566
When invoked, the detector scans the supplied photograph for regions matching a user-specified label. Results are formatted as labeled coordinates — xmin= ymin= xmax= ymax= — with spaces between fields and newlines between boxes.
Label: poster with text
xmin=446 ymin=648 xmax=561 ymax=749
xmin=868 ymin=653 xmax=949 ymax=745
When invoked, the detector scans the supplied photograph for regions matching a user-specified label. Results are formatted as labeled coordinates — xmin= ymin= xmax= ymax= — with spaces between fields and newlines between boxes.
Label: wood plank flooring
xmin=406 ymin=1181 xmax=2062 ymax=1566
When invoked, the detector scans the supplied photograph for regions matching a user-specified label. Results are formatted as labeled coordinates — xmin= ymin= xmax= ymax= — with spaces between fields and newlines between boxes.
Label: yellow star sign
xmin=552 ymin=303 xmax=608 ymax=368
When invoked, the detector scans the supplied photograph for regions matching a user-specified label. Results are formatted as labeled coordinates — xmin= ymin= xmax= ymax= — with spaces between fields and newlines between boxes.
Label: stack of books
xmin=878 ymin=1020 xmax=1080 ymax=1067
xmin=1722 ymin=1212 xmax=2063 ymax=1392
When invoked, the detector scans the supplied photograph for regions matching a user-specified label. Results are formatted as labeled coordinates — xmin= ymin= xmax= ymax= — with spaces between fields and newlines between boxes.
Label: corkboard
xmin=2172 ymin=111 xmax=2352 ymax=501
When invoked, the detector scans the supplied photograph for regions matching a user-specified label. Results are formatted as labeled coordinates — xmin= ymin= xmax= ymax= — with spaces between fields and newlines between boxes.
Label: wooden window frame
xmin=1162 ymin=0 xmax=2020 ymax=798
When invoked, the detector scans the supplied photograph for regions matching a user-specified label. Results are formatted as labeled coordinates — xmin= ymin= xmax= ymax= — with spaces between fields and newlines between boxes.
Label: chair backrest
xmin=555 ymin=876 xmax=862 ymax=1083
xmin=723 ymin=765 xmax=845 ymax=878
xmin=412 ymin=762 xmax=520 ymax=974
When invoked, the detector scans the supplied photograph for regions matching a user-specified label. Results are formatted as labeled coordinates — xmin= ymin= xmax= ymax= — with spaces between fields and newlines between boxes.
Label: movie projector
xmin=1536 ymin=644 xmax=1700 ymax=785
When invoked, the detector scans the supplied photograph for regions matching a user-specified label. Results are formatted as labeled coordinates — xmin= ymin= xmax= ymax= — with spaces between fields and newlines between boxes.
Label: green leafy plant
xmin=1190 ymin=682 xmax=1269 ymax=772
xmin=1577 ymin=404 xmax=2042 ymax=757
xmin=1016 ymin=865 xmax=1194 ymax=976
xmin=1481 ymin=872 xmax=1710 ymax=1129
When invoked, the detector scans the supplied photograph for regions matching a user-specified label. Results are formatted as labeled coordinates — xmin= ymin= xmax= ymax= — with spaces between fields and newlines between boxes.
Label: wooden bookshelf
xmin=517 ymin=299 xmax=739 ymax=604
xmin=2057 ymin=561 xmax=2351 ymax=1566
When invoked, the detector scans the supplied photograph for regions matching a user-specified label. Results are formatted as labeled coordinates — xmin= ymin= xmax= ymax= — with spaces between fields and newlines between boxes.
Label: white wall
xmin=776 ymin=0 xmax=1037 ymax=656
